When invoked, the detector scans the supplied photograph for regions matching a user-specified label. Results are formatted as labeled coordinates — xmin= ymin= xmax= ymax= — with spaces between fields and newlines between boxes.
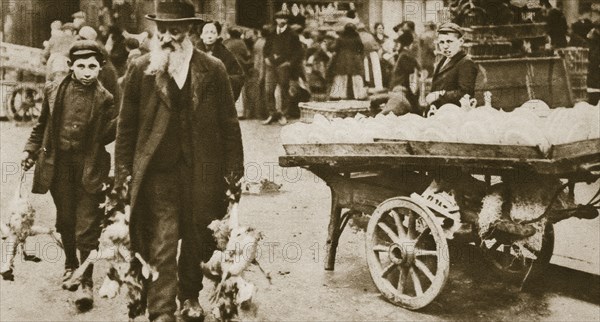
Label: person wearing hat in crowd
xmin=196 ymin=21 xmax=246 ymax=101
xmin=115 ymin=1 xmax=244 ymax=321
xmin=426 ymin=22 xmax=478 ymax=108
xmin=78 ymin=26 xmax=121 ymax=103
xmin=21 ymin=39 xmax=117 ymax=313
xmin=262 ymin=10 xmax=304 ymax=125
xmin=381 ymin=31 xmax=421 ymax=116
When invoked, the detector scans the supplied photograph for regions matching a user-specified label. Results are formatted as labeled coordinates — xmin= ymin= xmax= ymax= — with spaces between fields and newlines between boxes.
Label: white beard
xmin=146 ymin=37 xmax=188 ymax=76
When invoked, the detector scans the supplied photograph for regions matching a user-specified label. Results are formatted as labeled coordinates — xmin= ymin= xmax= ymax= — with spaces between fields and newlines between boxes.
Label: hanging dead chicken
xmin=201 ymin=176 xmax=270 ymax=322
xmin=63 ymin=176 xmax=158 ymax=320
xmin=1 ymin=174 xmax=62 ymax=281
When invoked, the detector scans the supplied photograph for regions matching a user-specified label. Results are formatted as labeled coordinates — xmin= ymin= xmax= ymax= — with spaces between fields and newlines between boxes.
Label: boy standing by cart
xmin=21 ymin=40 xmax=116 ymax=312
xmin=426 ymin=22 xmax=478 ymax=108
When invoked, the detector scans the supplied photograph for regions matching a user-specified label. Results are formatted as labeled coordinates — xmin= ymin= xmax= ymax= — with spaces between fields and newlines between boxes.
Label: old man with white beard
xmin=114 ymin=1 xmax=244 ymax=321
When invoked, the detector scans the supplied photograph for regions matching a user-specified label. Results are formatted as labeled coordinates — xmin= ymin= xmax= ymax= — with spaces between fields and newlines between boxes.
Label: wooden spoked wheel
xmin=481 ymin=222 xmax=555 ymax=278
xmin=365 ymin=197 xmax=449 ymax=310
xmin=7 ymin=85 xmax=42 ymax=122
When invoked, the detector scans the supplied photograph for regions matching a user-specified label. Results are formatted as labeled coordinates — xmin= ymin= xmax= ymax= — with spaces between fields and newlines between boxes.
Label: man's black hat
xmin=146 ymin=0 xmax=204 ymax=23
xmin=274 ymin=10 xmax=291 ymax=20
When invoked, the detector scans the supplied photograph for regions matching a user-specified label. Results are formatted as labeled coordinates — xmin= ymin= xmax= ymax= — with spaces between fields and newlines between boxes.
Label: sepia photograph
xmin=0 ymin=0 xmax=599 ymax=321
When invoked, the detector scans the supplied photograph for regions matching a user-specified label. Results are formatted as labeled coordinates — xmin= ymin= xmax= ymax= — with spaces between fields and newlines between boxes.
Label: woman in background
xmin=327 ymin=23 xmax=366 ymax=100
xmin=196 ymin=21 xmax=245 ymax=101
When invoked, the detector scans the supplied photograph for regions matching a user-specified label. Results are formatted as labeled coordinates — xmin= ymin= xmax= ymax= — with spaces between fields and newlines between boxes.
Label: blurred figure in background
xmin=381 ymin=32 xmax=420 ymax=116
xmin=44 ymin=23 xmax=77 ymax=82
xmin=541 ymin=0 xmax=568 ymax=49
xmin=327 ymin=23 xmax=367 ymax=100
xmin=262 ymin=11 xmax=303 ymax=125
xmin=419 ymin=21 xmax=437 ymax=77
xmin=244 ymin=25 xmax=270 ymax=119
xmin=373 ymin=22 xmax=395 ymax=88
xmin=399 ymin=21 xmax=420 ymax=61
xmin=224 ymin=27 xmax=252 ymax=119
xmin=125 ymin=37 xmax=142 ymax=67
xmin=106 ymin=26 xmax=128 ymax=76
xmin=223 ymin=28 xmax=252 ymax=73
xmin=357 ymin=23 xmax=383 ymax=91
xmin=197 ymin=21 xmax=245 ymax=101
xmin=72 ymin=11 xmax=87 ymax=33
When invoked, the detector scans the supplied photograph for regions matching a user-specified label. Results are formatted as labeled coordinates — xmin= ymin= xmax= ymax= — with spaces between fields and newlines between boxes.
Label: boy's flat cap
xmin=69 ymin=40 xmax=104 ymax=60
xmin=437 ymin=22 xmax=463 ymax=36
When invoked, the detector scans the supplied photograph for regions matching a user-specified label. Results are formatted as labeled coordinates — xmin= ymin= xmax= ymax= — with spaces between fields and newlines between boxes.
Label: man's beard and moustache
xmin=146 ymin=35 xmax=189 ymax=76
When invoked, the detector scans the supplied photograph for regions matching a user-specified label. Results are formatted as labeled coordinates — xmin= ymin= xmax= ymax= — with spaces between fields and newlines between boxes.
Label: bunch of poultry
xmin=1 ymin=174 xmax=62 ymax=281
xmin=201 ymin=176 xmax=270 ymax=321
xmin=63 ymin=177 xmax=158 ymax=320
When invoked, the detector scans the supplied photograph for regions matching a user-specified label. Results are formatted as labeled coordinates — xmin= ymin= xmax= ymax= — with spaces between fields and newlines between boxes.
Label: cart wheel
xmin=481 ymin=222 xmax=554 ymax=278
xmin=365 ymin=197 xmax=449 ymax=310
xmin=7 ymin=85 xmax=42 ymax=122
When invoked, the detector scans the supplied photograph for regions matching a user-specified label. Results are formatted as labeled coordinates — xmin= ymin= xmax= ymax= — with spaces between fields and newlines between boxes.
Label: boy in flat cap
xmin=426 ymin=22 xmax=478 ymax=108
xmin=21 ymin=39 xmax=117 ymax=312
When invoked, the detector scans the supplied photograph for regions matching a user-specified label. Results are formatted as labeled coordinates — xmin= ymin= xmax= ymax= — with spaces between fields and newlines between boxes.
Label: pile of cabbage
xmin=281 ymin=101 xmax=600 ymax=153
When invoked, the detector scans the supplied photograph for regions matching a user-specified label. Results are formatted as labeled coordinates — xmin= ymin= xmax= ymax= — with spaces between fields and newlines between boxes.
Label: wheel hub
xmin=388 ymin=243 xmax=415 ymax=266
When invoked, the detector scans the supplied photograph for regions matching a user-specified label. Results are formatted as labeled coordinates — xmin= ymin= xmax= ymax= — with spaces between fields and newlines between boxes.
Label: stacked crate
xmin=462 ymin=23 xmax=548 ymax=60
xmin=556 ymin=48 xmax=589 ymax=102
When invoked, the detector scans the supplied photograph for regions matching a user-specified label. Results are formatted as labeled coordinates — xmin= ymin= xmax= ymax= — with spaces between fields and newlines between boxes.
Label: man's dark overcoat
xmin=115 ymin=50 xmax=244 ymax=256
xmin=430 ymin=50 xmax=478 ymax=107
xmin=24 ymin=76 xmax=116 ymax=194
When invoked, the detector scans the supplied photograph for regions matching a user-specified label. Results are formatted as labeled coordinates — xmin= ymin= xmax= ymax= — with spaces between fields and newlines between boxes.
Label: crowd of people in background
xmin=39 ymin=1 xmax=600 ymax=125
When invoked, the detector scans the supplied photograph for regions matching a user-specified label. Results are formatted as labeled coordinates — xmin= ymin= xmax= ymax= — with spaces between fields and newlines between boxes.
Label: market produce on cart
xmin=279 ymin=98 xmax=600 ymax=310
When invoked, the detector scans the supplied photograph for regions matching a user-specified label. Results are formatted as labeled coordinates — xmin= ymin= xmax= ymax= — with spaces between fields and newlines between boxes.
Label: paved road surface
xmin=0 ymin=120 xmax=598 ymax=321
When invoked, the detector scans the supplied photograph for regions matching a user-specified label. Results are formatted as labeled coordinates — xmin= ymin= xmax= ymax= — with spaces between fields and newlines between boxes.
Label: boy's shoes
xmin=62 ymin=268 xmax=79 ymax=291
xmin=75 ymin=283 xmax=94 ymax=312
xmin=180 ymin=299 xmax=204 ymax=322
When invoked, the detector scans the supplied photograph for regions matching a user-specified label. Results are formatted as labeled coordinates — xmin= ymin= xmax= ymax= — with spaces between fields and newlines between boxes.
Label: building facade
xmin=1 ymin=0 xmax=596 ymax=48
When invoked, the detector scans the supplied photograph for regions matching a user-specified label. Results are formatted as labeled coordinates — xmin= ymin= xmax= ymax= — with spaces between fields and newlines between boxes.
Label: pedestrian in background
xmin=197 ymin=21 xmax=246 ymax=101
xmin=44 ymin=23 xmax=77 ymax=82
xmin=327 ymin=23 xmax=367 ymax=100
xmin=382 ymin=32 xmax=420 ymax=116
xmin=419 ymin=21 xmax=437 ymax=77
xmin=262 ymin=10 xmax=304 ymax=125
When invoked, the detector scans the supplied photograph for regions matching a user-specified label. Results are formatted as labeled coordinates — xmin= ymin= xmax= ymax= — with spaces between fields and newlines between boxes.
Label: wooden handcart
xmin=1 ymin=41 xmax=45 ymax=121
xmin=279 ymin=139 xmax=600 ymax=309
